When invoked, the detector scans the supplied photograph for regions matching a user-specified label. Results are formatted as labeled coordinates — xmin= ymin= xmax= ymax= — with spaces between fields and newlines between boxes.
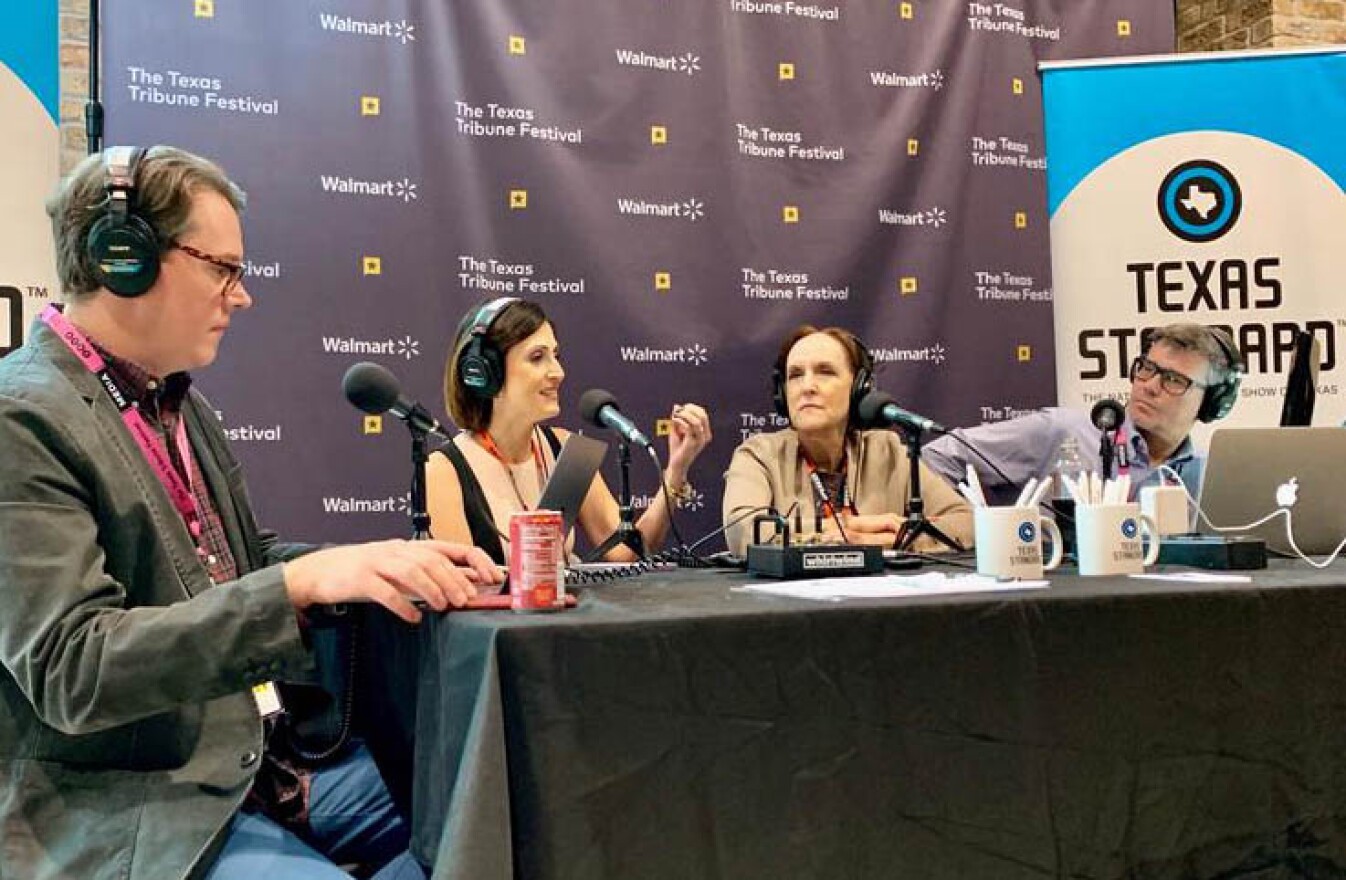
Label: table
xmin=373 ymin=561 xmax=1346 ymax=879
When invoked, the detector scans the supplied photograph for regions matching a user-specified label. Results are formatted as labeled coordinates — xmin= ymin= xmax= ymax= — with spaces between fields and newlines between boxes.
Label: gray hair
xmin=1145 ymin=322 xmax=1237 ymax=381
xmin=45 ymin=146 xmax=246 ymax=299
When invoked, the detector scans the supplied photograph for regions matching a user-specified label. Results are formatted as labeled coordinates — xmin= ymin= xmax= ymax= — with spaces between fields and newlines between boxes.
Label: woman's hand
xmin=665 ymin=402 xmax=712 ymax=481
xmin=817 ymin=513 xmax=904 ymax=546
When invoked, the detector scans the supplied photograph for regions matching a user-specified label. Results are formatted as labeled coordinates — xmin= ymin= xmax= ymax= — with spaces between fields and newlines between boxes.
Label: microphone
xmin=578 ymin=388 xmax=651 ymax=448
xmin=1090 ymin=398 xmax=1125 ymax=432
xmin=856 ymin=390 xmax=946 ymax=435
xmin=1090 ymin=398 xmax=1125 ymax=481
xmin=342 ymin=361 xmax=445 ymax=437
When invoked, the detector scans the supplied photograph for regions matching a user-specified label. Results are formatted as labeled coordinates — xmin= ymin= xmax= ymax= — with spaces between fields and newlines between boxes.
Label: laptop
xmin=1197 ymin=427 xmax=1346 ymax=555
xmin=537 ymin=432 xmax=608 ymax=539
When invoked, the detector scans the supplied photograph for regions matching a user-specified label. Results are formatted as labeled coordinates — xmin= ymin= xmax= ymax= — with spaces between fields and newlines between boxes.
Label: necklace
xmin=475 ymin=428 xmax=550 ymax=511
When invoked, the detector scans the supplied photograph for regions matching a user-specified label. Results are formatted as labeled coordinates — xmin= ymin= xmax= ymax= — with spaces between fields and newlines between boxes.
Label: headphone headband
xmin=463 ymin=297 xmax=519 ymax=346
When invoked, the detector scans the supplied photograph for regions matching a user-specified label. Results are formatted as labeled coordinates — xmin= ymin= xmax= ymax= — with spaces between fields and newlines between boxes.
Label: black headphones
xmin=455 ymin=296 xmax=520 ymax=399
xmin=86 ymin=146 xmax=162 ymax=298
xmin=1196 ymin=327 xmax=1245 ymax=423
xmin=1140 ymin=326 xmax=1244 ymax=423
xmin=772 ymin=330 xmax=875 ymax=426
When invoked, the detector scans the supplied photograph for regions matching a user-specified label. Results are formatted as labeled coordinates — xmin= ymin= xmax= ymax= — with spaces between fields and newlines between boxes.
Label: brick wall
xmin=51 ymin=4 xmax=1346 ymax=172
xmin=58 ymin=0 xmax=90 ymax=173
xmin=1177 ymin=0 xmax=1346 ymax=51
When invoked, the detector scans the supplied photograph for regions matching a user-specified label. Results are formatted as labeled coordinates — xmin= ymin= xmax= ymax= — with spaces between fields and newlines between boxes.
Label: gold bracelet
xmin=667 ymin=479 xmax=696 ymax=509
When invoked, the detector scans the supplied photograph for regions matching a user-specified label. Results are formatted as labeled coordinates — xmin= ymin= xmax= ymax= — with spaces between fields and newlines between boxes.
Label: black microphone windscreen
xmin=856 ymin=390 xmax=896 ymax=426
xmin=342 ymin=361 xmax=401 ymax=415
xmin=1090 ymin=398 xmax=1125 ymax=431
xmin=578 ymin=388 xmax=619 ymax=427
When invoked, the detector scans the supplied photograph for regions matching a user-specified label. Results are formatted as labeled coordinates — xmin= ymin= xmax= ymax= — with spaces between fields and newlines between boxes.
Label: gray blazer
xmin=0 ymin=321 xmax=315 ymax=880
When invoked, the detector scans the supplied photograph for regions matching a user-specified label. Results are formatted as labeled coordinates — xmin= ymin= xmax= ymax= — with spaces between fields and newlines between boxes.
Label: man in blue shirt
xmin=924 ymin=323 xmax=1243 ymax=505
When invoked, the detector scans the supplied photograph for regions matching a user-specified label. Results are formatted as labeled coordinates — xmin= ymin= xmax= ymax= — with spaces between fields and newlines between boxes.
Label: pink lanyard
xmin=41 ymin=306 xmax=204 ymax=545
xmin=1112 ymin=427 xmax=1130 ymax=476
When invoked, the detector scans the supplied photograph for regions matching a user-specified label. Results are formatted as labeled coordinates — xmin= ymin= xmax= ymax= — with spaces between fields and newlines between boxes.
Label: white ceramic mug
xmin=1075 ymin=502 xmax=1160 ymax=576
xmin=974 ymin=506 xmax=1064 ymax=580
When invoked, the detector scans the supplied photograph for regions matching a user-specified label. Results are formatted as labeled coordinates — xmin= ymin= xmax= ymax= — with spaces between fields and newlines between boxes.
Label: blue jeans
xmin=205 ymin=743 xmax=424 ymax=880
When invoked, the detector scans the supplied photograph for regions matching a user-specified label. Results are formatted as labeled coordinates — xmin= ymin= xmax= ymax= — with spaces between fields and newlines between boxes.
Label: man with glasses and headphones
xmin=924 ymin=322 xmax=1245 ymax=505
xmin=0 ymin=146 xmax=499 ymax=880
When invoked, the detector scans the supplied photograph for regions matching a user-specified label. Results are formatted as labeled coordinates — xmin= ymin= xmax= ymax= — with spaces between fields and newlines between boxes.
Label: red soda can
xmin=509 ymin=510 xmax=565 ymax=612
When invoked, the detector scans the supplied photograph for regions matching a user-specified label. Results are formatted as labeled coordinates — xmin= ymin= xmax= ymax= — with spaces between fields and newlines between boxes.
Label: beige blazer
xmin=722 ymin=428 xmax=973 ymax=556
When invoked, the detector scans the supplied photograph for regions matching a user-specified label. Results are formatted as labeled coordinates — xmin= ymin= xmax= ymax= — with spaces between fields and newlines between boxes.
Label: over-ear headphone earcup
xmin=1198 ymin=375 xmax=1241 ymax=423
xmin=458 ymin=337 xmax=505 ymax=399
xmin=771 ymin=368 xmax=789 ymax=419
xmin=454 ymin=297 xmax=519 ymax=400
xmin=87 ymin=213 xmax=161 ymax=298
xmin=1197 ymin=328 xmax=1244 ymax=423
xmin=848 ymin=362 xmax=874 ymax=426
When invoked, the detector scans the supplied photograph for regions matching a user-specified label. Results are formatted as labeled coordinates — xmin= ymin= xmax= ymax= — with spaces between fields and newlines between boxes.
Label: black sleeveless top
xmin=432 ymin=425 xmax=563 ymax=565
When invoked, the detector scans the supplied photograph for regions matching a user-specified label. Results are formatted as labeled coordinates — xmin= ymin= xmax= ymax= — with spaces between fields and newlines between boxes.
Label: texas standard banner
xmin=0 ymin=0 xmax=59 ymax=358
xmin=1044 ymin=48 xmax=1346 ymax=442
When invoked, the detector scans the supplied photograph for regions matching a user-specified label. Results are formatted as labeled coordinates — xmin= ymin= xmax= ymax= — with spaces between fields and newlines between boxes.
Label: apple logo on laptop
xmin=1275 ymin=477 xmax=1299 ymax=509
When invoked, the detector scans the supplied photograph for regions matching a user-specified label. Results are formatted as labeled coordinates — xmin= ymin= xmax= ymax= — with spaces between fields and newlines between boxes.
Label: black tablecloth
xmin=364 ymin=561 xmax=1346 ymax=880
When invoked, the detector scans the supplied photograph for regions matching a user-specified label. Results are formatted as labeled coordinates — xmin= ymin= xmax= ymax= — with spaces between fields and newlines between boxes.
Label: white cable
xmin=1157 ymin=464 xmax=1346 ymax=568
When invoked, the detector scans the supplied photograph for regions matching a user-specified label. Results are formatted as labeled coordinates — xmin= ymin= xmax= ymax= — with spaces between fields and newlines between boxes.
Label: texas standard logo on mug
xmin=974 ymin=505 xmax=1063 ymax=580
xmin=1075 ymin=502 xmax=1160 ymax=576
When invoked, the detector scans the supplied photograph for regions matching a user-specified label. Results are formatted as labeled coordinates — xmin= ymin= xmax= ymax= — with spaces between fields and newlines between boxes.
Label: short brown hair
xmin=444 ymin=298 xmax=550 ymax=431
xmin=46 ymin=146 xmax=246 ymax=300
xmin=1144 ymin=322 xmax=1238 ymax=382
xmin=774 ymin=324 xmax=872 ymax=381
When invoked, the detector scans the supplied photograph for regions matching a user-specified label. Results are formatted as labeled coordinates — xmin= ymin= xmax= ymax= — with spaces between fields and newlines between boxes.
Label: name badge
xmin=251 ymin=681 xmax=284 ymax=719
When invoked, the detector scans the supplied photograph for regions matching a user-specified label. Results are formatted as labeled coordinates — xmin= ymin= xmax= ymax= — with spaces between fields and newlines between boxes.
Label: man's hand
xmin=283 ymin=540 xmax=504 ymax=623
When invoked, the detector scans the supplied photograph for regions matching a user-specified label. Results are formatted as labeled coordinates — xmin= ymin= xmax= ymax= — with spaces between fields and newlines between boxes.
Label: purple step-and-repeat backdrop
xmin=104 ymin=1 xmax=1172 ymax=546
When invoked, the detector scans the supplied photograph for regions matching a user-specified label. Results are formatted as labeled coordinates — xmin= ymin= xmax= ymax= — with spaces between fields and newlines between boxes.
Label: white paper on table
xmin=1130 ymin=572 xmax=1253 ymax=584
xmin=735 ymin=573 xmax=1049 ymax=602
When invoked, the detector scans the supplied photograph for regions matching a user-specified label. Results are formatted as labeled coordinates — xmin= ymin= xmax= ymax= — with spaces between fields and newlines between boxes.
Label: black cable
xmin=808 ymin=470 xmax=853 ymax=544
xmin=645 ymin=444 xmax=690 ymax=552
xmin=896 ymin=549 xmax=978 ymax=571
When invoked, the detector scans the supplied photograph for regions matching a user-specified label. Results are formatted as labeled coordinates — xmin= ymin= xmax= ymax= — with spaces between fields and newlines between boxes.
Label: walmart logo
xmin=319 ymin=175 xmax=419 ymax=203
xmin=869 ymin=68 xmax=944 ymax=89
xmin=878 ymin=206 xmax=948 ymax=228
xmin=319 ymin=14 xmax=416 ymax=45
xmin=395 ymin=336 xmax=420 ymax=359
xmin=871 ymin=343 xmax=947 ymax=366
xmin=614 ymin=48 xmax=702 ymax=76
xmin=618 ymin=343 xmax=710 ymax=366
xmin=615 ymin=197 xmax=706 ymax=223
xmin=631 ymin=488 xmax=706 ymax=512
xmin=321 ymin=492 xmax=411 ymax=515
xmin=321 ymin=335 xmax=422 ymax=361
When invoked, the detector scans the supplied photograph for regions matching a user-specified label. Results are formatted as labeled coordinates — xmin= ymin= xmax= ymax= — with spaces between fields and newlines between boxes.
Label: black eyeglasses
xmin=1129 ymin=355 xmax=1207 ymax=396
xmin=171 ymin=242 xmax=245 ymax=296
